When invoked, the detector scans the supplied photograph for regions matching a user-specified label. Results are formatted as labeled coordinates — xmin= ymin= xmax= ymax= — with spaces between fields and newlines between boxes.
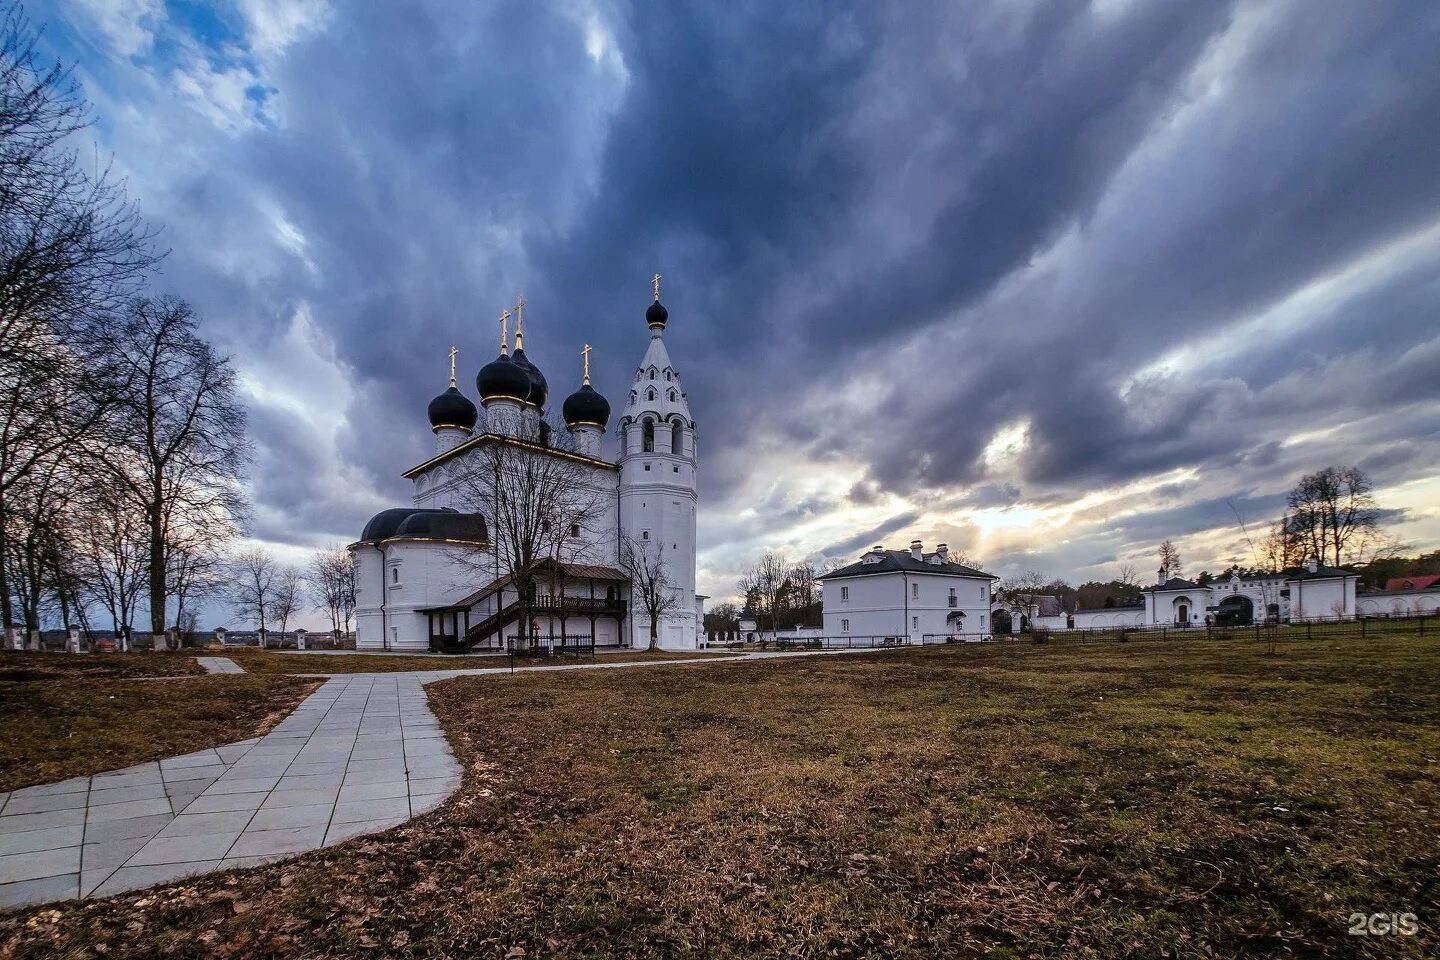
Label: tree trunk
xmin=648 ymin=613 xmax=658 ymax=651
xmin=0 ymin=492 xmax=12 ymax=630
xmin=148 ymin=475 xmax=167 ymax=634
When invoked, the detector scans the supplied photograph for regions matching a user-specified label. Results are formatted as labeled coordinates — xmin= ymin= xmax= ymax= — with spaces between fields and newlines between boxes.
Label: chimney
xmin=936 ymin=543 xmax=949 ymax=563
xmin=910 ymin=540 xmax=923 ymax=561
xmin=1306 ymin=557 xmax=1318 ymax=574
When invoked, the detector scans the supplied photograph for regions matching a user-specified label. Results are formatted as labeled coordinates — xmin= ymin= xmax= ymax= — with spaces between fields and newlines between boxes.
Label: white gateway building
xmin=349 ymin=283 xmax=702 ymax=652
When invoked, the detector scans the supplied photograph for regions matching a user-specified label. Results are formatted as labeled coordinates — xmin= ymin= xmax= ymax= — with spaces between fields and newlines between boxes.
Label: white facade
xmin=617 ymin=321 xmax=700 ymax=649
xmin=1356 ymin=591 xmax=1440 ymax=617
xmin=351 ymin=288 xmax=702 ymax=652
xmin=1140 ymin=561 xmax=1359 ymax=627
xmin=1069 ymin=607 xmax=1146 ymax=629
xmin=819 ymin=542 xmax=997 ymax=641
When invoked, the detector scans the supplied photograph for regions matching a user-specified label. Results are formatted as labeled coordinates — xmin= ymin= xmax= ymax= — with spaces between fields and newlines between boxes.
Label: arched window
xmin=642 ymin=419 xmax=654 ymax=452
xmin=664 ymin=370 xmax=672 ymax=381
xmin=646 ymin=388 xmax=656 ymax=402
xmin=391 ymin=568 xmax=399 ymax=584
xmin=648 ymin=369 xmax=656 ymax=381
xmin=667 ymin=389 xmax=676 ymax=402
xmin=671 ymin=420 xmax=683 ymax=455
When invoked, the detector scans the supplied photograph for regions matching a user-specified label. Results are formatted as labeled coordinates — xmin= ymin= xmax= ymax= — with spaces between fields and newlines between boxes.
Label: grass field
xmin=0 ymin=675 xmax=318 ymax=793
xmin=0 ymin=651 xmax=205 ymax=681
xmin=223 ymin=647 xmax=738 ymax=674
xmin=2 ymin=635 xmax=1436 ymax=958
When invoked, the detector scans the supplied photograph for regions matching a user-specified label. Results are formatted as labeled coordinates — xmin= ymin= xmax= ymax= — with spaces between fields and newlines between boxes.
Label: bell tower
xmin=617 ymin=275 xmax=699 ymax=649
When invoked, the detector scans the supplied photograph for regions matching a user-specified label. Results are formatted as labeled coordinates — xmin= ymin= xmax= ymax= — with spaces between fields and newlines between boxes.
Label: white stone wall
xmin=822 ymin=571 xmax=992 ymax=640
xmin=1357 ymin=593 xmax=1440 ymax=617
xmin=1069 ymin=608 xmax=1146 ymax=629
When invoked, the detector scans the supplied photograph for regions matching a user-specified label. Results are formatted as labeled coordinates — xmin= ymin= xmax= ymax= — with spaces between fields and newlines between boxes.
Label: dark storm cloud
xmin=31 ymin=0 xmax=1440 ymax=585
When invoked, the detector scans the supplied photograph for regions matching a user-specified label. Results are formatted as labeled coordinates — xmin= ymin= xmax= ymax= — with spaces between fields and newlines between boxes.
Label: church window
xmin=948 ymin=588 xmax=957 ymax=608
xmin=671 ymin=421 xmax=683 ymax=454
xmin=648 ymin=369 xmax=656 ymax=380
xmin=644 ymin=464 xmax=651 ymax=471
xmin=641 ymin=530 xmax=650 ymax=540
xmin=664 ymin=370 xmax=671 ymax=380
xmin=841 ymin=586 xmax=849 ymax=601
xmin=672 ymin=466 xmax=679 ymax=473
xmin=570 ymin=523 xmax=580 ymax=537
xmin=912 ymin=616 xmax=919 ymax=630
xmin=646 ymin=388 xmax=656 ymax=402
xmin=841 ymin=618 xmax=850 ymax=633
xmin=643 ymin=420 xmax=654 ymax=452
xmin=391 ymin=568 xmax=399 ymax=584
xmin=912 ymin=583 xmax=919 ymax=599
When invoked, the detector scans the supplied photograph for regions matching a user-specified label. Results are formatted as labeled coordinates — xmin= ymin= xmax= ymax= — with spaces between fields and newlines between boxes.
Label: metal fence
xmin=710 ymin=615 xmax=1438 ymax=653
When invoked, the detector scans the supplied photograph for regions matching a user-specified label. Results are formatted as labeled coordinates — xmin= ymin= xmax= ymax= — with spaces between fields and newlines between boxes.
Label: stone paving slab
xmin=196 ymin=657 xmax=244 ymax=674
xmin=0 ymin=675 xmax=462 ymax=910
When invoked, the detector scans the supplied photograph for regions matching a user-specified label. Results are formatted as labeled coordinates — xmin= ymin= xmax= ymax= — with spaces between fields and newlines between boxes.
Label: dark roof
xmin=1146 ymin=577 xmax=1202 ymax=591
xmin=646 ymin=298 xmax=668 ymax=330
xmin=818 ymin=550 xmax=996 ymax=581
xmin=394 ymin=510 xmax=488 ymax=543
xmin=1284 ymin=563 xmax=1357 ymax=581
xmin=359 ymin=507 xmax=487 ymax=544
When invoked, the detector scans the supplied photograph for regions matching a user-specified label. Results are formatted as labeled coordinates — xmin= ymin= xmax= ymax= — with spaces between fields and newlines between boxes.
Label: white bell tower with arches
xmin=617 ymin=275 xmax=700 ymax=649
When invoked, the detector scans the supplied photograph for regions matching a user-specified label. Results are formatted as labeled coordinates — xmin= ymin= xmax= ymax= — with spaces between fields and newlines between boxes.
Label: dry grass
xmin=224 ymin=647 xmax=737 ymax=675
xmin=0 ymin=651 xmax=204 ymax=681
xmin=2 ymin=636 xmax=1436 ymax=958
xmin=0 ymin=676 xmax=318 ymax=792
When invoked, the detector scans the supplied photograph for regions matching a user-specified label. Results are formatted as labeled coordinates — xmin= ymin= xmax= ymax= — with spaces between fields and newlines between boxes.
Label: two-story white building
xmin=817 ymin=541 xmax=998 ymax=640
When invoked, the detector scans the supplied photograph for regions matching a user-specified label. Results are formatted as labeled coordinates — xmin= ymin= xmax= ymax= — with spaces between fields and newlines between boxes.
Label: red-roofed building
xmin=1383 ymin=574 xmax=1440 ymax=592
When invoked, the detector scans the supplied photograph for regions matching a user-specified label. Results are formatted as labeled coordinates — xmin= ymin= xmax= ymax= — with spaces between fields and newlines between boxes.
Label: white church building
xmin=817 ymin=541 xmax=998 ymax=641
xmin=349 ymin=280 xmax=703 ymax=652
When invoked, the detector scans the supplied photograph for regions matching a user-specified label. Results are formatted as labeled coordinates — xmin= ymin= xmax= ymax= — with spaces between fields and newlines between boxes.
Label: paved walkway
xmin=196 ymin=656 xmax=244 ymax=674
xmin=0 ymin=676 xmax=460 ymax=909
xmin=0 ymin=646 xmax=894 ymax=911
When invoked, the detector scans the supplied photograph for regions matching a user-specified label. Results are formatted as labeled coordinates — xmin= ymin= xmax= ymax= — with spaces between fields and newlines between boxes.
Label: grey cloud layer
xmin=34 ymin=0 xmax=1440 ymax=587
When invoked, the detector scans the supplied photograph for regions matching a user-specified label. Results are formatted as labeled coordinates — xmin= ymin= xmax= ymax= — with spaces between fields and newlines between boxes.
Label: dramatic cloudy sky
xmin=29 ymin=0 xmax=1440 ymax=612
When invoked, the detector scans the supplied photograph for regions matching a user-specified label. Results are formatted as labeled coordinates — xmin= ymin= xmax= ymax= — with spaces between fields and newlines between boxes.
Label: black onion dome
xmin=646 ymin=299 xmax=668 ymax=330
xmin=476 ymin=352 xmax=531 ymax=402
xmin=426 ymin=385 xmax=477 ymax=431
xmin=511 ymin=346 xmax=548 ymax=408
xmin=562 ymin=383 xmax=610 ymax=428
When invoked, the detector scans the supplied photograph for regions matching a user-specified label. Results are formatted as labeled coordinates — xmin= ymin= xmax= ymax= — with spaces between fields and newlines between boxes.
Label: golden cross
xmin=582 ymin=343 xmax=592 ymax=385
xmin=448 ymin=345 xmax=458 ymax=387
xmin=499 ymin=309 xmax=511 ymax=354
xmin=651 ymin=273 xmax=662 ymax=301
xmin=514 ymin=294 xmax=527 ymax=348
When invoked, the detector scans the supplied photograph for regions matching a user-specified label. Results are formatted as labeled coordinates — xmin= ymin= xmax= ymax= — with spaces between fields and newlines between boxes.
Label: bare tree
xmin=621 ymin=534 xmax=680 ymax=650
xmin=1157 ymin=540 xmax=1182 ymax=578
xmin=445 ymin=428 xmax=607 ymax=648
xmin=308 ymin=545 xmax=356 ymax=637
xmin=71 ymin=474 xmax=148 ymax=641
xmin=269 ymin=565 xmax=302 ymax=638
xmin=229 ymin=546 xmax=278 ymax=639
xmin=739 ymin=550 xmax=791 ymax=638
xmin=0 ymin=2 xmax=161 ymax=630
xmin=1117 ymin=563 xmax=1138 ymax=587
xmin=103 ymin=296 xmax=248 ymax=634
xmin=998 ymin=570 xmax=1047 ymax=630
xmin=1285 ymin=466 xmax=1390 ymax=567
